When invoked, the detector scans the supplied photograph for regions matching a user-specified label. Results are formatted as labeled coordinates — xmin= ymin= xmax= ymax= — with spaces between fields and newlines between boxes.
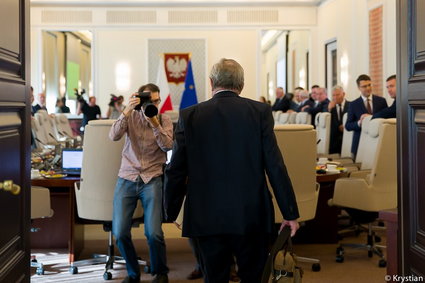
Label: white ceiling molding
xmin=31 ymin=0 xmax=325 ymax=7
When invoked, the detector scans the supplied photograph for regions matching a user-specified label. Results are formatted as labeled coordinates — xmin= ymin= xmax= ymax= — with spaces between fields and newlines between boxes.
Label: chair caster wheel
xmin=379 ymin=259 xmax=387 ymax=268
xmin=69 ymin=266 xmax=78 ymax=274
xmin=336 ymin=255 xmax=344 ymax=263
xmin=368 ymin=250 xmax=373 ymax=258
xmin=312 ymin=263 xmax=321 ymax=272
xmin=144 ymin=265 xmax=151 ymax=274
xmin=336 ymin=247 xmax=344 ymax=255
xmin=375 ymin=236 xmax=382 ymax=243
xmin=36 ymin=267 xmax=44 ymax=275
xmin=103 ymin=271 xmax=113 ymax=280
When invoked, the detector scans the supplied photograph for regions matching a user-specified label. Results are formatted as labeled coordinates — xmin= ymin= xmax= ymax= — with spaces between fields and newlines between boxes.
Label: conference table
xmin=30 ymin=171 xmax=346 ymax=263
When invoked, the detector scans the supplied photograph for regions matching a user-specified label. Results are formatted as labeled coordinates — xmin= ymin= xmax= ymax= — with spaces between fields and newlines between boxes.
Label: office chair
xmin=72 ymin=120 xmax=147 ymax=280
xmin=315 ymin=112 xmax=331 ymax=156
xmin=295 ymin=112 xmax=312 ymax=125
xmin=271 ymin=124 xmax=321 ymax=271
xmin=54 ymin=114 xmax=75 ymax=139
xmin=328 ymin=119 xmax=397 ymax=267
xmin=31 ymin=186 xmax=54 ymax=275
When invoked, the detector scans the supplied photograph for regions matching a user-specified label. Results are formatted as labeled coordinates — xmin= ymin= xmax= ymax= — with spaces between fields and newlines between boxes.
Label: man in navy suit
xmin=302 ymin=87 xmax=330 ymax=125
xmin=164 ymin=58 xmax=299 ymax=283
xmin=373 ymin=75 xmax=396 ymax=119
xmin=345 ymin=74 xmax=388 ymax=157
xmin=271 ymin=87 xmax=291 ymax=112
xmin=328 ymin=85 xmax=350 ymax=154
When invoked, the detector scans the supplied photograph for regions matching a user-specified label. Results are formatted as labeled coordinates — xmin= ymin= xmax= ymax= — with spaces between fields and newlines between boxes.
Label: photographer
xmin=109 ymin=83 xmax=173 ymax=283
xmin=106 ymin=94 xmax=125 ymax=119
xmin=77 ymin=95 xmax=101 ymax=130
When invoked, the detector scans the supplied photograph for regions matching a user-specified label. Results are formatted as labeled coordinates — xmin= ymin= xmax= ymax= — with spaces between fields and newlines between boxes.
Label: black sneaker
xmin=152 ymin=274 xmax=168 ymax=283
xmin=122 ymin=275 xmax=140 ymax=283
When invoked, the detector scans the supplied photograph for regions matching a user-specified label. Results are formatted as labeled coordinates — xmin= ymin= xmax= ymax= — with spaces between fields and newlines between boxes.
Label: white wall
xmin=95 ymin=29 xmax=258 ymax=114
xmin=312 ymin=0 xmax=396 ymax=102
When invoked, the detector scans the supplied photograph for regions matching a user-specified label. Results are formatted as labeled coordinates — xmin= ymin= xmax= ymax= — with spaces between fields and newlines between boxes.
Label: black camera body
xmin=109 ymin=94 xmax=119 ymax=107
xmin=74 ymin=88 xmax=86 ymax=103
xmin=134 ymin=91 xmax=158 ymax=118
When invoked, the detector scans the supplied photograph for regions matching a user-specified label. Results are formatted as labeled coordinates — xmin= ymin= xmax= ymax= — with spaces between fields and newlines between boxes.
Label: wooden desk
xmin=379 ymin=209 xmax=398 ymax=278
xmin=293 ymin=172 xmax=347 ymax=244
xmin=31 ymin=177 xmax=83 ymax=263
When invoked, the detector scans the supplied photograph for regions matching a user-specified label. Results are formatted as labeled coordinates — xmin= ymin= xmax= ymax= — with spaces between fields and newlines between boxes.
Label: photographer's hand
xmin=144 ymin=113 xmax=160 ymax=128
xmin=123 ymin=95 xmax=139 ymax=117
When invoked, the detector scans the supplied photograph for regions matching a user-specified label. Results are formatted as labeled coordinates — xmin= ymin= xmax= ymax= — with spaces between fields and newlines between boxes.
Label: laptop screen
xmin=61 ymin=148 xmax=83 ymax=172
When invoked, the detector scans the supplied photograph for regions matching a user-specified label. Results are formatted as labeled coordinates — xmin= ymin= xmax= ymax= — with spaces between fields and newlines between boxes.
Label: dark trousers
xmin=195 ymin=233 xmax=269 ymax=283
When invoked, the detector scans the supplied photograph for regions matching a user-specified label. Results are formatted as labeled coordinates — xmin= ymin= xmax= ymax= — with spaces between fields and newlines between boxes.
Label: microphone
xmin=49 ymin=133 xmax=59 ymax=142
xmin=34 ymin=137 xmax=46 ymax=146
xmin=58 ymin=130 xmax=73 ymax=139
xmin=316 ymin=139 xmax=321 ymax=145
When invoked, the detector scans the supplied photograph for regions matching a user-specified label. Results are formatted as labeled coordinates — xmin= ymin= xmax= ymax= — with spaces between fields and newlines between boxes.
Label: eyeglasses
xmin=151 ymin=99 xmax=161 ymax=104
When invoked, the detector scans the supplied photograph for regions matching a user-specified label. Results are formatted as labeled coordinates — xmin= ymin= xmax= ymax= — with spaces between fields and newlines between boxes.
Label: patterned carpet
xmin=30 ymin=234 xmax=388 ymax=283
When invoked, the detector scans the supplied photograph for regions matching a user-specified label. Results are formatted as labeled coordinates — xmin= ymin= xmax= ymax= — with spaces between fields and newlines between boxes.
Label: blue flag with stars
xmin=180 ymin=60 xmax=198 ymax=109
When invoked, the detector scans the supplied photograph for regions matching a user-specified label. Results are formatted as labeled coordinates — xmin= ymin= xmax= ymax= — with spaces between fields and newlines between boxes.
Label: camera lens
xmin=144 ymin=104 xmax=158 ymax=118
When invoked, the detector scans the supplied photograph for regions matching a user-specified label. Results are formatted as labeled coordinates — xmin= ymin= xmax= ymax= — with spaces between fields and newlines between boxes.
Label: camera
xmin=74 ymin=88 xmax=86 ymax=103
xmin=109 ymin=94 xmax=119 ymax=107
xmin=134 ymin=91 xmax=158 ymax=118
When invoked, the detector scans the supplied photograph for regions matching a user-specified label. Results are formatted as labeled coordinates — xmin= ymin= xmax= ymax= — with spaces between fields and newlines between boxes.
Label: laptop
xmin=60 ymin=148 xmax=83 ymax=176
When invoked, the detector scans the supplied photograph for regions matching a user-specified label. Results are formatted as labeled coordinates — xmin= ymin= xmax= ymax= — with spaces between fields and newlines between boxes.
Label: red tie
xmin=366 ymin=98 xmax=372 ymax=114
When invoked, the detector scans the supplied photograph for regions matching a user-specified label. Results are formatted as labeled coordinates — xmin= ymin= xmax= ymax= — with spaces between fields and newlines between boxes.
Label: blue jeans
xmin=112 ymin=176 xmax=168 ymax=278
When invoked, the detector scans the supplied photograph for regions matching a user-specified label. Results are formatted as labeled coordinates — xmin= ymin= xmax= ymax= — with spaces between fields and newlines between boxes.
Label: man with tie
xmin=328 ymin=85 xmax=350 ymax=154
xmin=345 ymin=74 xmax=388 ymax=157
xmin=372 ymin=75 xmax=397 ymax=119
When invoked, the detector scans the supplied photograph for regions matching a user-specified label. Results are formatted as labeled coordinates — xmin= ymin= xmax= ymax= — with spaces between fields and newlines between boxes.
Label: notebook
xmin=60 ymin=148 xmax=83 ymax=175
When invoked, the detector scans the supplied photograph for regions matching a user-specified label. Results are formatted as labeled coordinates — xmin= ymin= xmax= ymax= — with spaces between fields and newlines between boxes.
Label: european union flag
xmin=180 ymin=60 xmax=198 ymax=109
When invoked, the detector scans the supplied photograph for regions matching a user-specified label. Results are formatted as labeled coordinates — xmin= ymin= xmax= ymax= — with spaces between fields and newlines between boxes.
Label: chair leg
xmin=297 ymin=256 xmax=321 ymax=272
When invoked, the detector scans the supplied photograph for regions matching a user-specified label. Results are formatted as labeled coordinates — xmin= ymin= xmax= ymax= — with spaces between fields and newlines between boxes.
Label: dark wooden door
xmin=398 ymin=0 xmax=425 ymax=277
xmin=0 ymin=0 xmax=31 ymax=282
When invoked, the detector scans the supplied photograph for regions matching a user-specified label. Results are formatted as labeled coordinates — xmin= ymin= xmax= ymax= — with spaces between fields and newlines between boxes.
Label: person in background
xmin=164 ymin=58 xmax=299 ymax=283
xmin=77 ymin=96 xmax=101 ymax=130
xmin=372 ymin=75 xmax=397 ymax=119
xmin=259 ymin=96 xmax=271 ymax=105
xmin=345 ymin=74 xmax=388 ymax=157
xmin=297 ymin=89 xmax=315 ymax=112
xmin=109 ymin=83 xmax=173 ymax=283
xmin=271 ymin=87 xmax=291 ymax=112
xmin=55 ymin=97 xmax=70 ymax=113
xmin=107 ymin=95 xmax=126 ymax=119
xmin=303 ymin=87 xmax=330 ymax=124
xmin=328 ymin=85 xmax=350 ymax=154
xmin=33 ymin=92 xmax=48 ymax=113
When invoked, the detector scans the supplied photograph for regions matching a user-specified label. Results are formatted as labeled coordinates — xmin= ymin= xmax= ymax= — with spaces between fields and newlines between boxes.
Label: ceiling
xmin=30 ymin=0 xmax=325 ymax=7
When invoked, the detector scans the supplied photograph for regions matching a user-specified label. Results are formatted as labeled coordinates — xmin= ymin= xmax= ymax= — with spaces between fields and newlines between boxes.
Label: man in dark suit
xmin=271 ymin=87 xmax=291 ymax=112
xmin=345 ymin=74 xmax=388 ymax=157
xmin=164 ymin=58 xmax=300 ymax=283
xmin=302 ymin=87 xmax=330 ymax=125
xmin=297 ymin=89 xmax=315 ymax=112
xmin=328 ymin=85 xmax=350 ymax=154
xmin=373 ymin=75 xmax=396 ymax=119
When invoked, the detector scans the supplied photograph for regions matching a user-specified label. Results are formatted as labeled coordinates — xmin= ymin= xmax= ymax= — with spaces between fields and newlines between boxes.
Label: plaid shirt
xmin=109 ymin=111 xmax=173 ymax=183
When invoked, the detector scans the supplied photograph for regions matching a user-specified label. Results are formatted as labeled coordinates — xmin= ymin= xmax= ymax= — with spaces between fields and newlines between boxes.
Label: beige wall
xmin=311 ymin=0 xmax=396 ymax=102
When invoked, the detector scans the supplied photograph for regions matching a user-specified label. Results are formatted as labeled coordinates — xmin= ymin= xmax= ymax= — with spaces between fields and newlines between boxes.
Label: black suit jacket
xmin=164 ymin=91 xmax=299 ymax=237
xmin=271 ymin=97 xmax=291 ymax=112
xmin=329 ymin=100 xmax=350 ymax=154
xmin=345 ymin=95 xmax=388 ymax=156
xmin=372 ymin=100 xmax=396 ymax=119
xmin=307 ymin=98 xmax=330 ymax=126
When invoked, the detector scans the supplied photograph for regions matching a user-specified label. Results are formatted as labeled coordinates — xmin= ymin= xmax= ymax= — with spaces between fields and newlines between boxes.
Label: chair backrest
xmin=295 ymin=112 xmax=312 ymax=125
xmin=272 ymin=124 xmax=319 ymax=222
xmin=355 ymin=115 xmax=372 ymax=163
xmin=35 ymin=110 xmax=57 ymax=144
xmin=273 ymin=111 xmax=283 ymax=124
xmin=278 ymin=113 xmax=290 ymax=125
xmin=360 ymin=118 xmax=387 ymax=170
xmin=75 ymin=120 xmax=142 ymax=221
xmin=55 ymin=114 xmax=74 ymax=138
xmin=315 ymin=112 xmax=331 ymax=155
xmin=340 ymin=113 xmax=353 ymax=159
xmin=31 ymin=117 xmax=48 ymax=148
xmin=31 ymin=186 xmax=53 ymax=219
xmin=369 ymin=119 xmax=397 ymax=196
xmin=288 ymin=112 xmax=297 ymax=124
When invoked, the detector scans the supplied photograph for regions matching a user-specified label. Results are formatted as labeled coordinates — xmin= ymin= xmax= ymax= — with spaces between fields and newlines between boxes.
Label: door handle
xmin=0 ymin=180 xmax=21 ymax=195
